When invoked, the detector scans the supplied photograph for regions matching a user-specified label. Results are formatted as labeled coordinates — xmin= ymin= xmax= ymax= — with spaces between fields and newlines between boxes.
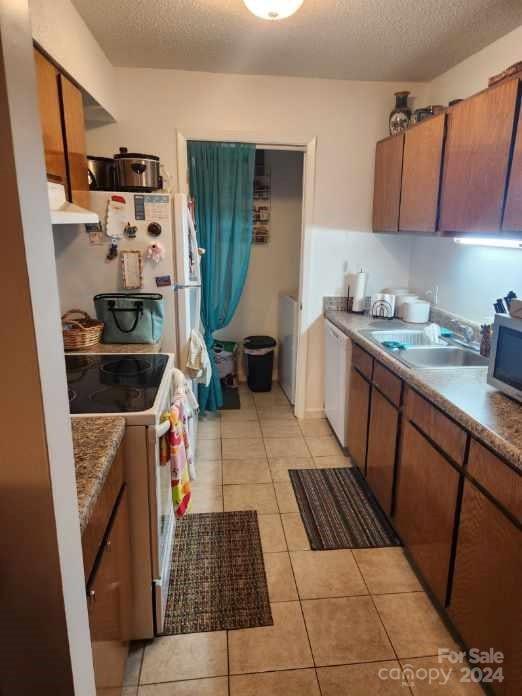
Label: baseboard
xmin=303 ymin=408 xmax=325 ymax=420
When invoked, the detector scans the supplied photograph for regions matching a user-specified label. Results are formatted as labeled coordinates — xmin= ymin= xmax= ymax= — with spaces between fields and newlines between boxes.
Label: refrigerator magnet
xmin=155 ymin=275 xmax=171 ymax=288
xmin=145 ymin=242 xmax=165 ymax=265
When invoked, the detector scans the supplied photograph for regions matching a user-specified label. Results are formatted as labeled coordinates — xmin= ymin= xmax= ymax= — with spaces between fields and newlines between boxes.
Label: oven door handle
xmin=155 ymin=419 xmax=171 ymax=439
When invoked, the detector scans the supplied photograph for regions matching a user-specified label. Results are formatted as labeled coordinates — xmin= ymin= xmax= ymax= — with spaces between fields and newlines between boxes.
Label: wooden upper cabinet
xmin=503 ymin=104 xmax=522 ymax=232
xmin=59 ymin=74 xmax=89 ymax=207
xmin=439 ymin=79 xmax=519 ymax=233
xmin=372 ymin=134 xmax=404 ymax=232
xmin=399 ymin=114 xmax=446 ymax=232
xmin=33 ymin=49 xmax=67 ymax=186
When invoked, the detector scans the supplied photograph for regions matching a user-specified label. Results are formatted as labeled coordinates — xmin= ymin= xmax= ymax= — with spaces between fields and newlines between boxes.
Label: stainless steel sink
xmin=395 ymin=346 xmax=489 ymax=369
xmin=365 ymin=329 xmax=445 ymax=347
xmin=361 ymin=327 xmax=489 ymax=369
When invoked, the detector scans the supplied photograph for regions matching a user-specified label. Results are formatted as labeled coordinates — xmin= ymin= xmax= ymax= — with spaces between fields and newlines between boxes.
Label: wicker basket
xmin=62 ymin=310 xmax=104 ymax=350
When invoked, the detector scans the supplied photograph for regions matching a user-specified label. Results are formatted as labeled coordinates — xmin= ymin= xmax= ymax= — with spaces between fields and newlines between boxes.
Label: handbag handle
xmin=108 ymin=300 xmax=144 ymax=334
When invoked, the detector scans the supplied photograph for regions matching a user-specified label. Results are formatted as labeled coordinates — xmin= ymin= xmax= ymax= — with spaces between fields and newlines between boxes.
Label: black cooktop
xmin=65 ymin=354 xmax=169 ymax=414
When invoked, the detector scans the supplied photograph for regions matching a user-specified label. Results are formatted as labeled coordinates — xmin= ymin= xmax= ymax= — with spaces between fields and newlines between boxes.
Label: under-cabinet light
xmin=454 ymin=237 xmax=522 ymax=250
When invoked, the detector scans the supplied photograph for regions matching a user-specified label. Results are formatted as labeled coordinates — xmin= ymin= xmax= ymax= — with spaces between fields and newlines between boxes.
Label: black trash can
xmin=244 ymin=335 xmax=277 ymax=392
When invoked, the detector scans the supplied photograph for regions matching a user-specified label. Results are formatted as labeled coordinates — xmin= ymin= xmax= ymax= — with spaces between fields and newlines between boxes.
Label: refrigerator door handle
xmin=174 ymin=283 xmax=202 ymax=291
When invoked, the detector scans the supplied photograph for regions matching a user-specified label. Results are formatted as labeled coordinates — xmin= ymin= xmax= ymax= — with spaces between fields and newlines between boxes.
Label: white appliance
xmin=70 ymin=353 xmax=185 ymax=637
xmin=370 ymin=293 xmax=396 ymax=319
xmin=173 ymin=193 xmax=202 ymax=369
xmin=324 ymin=319 xmax=351 ymax=446
xmin=488 ymin=314 xmax=522 ymax=403
xmin=278 ymin=293 xmax=298 ymax=404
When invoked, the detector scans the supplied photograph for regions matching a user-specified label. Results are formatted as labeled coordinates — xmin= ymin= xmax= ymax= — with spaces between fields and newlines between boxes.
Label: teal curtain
xmin=188 ymin=141 xmax=256 ymax=413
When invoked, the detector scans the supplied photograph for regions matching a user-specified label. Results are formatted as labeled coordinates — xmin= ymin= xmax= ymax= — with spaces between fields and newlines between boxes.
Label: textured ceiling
xmin=71 ymin=0 xmax=522 ymax=81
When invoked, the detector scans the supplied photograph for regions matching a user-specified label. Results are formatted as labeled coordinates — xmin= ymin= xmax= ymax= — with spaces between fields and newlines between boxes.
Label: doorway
xmin=176 ymin=131 xmax=317 ymax=419
xmin=215 ymin=148 xmax=304 ymax=404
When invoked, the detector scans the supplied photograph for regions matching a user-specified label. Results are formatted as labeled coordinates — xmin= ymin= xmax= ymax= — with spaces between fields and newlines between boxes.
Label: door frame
xmin=176 ymin=129 xmax=317 ymax=419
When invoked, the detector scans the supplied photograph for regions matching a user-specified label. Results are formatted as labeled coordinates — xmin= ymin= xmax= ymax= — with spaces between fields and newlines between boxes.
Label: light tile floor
xmin=125 ymin=383 xmax=479 ymax=695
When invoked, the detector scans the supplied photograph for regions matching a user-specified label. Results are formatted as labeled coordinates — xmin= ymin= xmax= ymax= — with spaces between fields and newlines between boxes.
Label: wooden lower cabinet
xmin=87 ymin=488 xmax=131 ymax=695
xmin=347 ymin=367 xmax=371 ymax=473
xmin=366 ymin=386 xmax=399 ymax=515
xmin=449 ymin=481 xmax=522 ymax=695
xmin=394 ymin=421 xmax=460 ymax=605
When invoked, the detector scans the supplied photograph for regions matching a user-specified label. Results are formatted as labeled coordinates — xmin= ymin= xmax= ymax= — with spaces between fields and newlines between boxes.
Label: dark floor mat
xmin=162 ymin=511 xmax=273 ymax=634
xmin=289 ymin=467 xmax=401 ymax=550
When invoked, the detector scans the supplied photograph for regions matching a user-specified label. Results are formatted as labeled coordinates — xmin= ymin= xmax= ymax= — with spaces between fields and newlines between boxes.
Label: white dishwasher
xmin=324 ymin=319 xmax=351 ymax=446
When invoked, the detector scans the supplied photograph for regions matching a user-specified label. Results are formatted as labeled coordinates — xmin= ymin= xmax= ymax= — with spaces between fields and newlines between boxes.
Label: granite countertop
xmin=66 ymin=342 xmax=161 ymax=354
xmin=325 ymin=311 xmax=522 ymax=473
xmin=71 ymin=416 xmax=126 ymax=533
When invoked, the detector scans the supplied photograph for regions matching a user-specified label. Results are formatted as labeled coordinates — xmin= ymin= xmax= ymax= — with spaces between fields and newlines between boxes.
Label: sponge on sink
xmin=382 ymin=340 xmax=407 ymax=351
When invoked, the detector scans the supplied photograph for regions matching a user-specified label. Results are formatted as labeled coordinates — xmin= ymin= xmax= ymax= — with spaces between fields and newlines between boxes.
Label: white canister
xmin=402 ymin=300 xmax=431 ymax=324
xmin=395 ymin=294 xmax=419 ymax=318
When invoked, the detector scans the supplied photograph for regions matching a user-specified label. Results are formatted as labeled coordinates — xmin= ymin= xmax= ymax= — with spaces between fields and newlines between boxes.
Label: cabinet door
xmin=394 ymin=421 xmax=460 ymax=604
xmin=347 ymin=368 xmax=371 ymax=474
xmin=372 ymin=134 xmax=404 ymax=232
xmin=449 ymin=481 xmax=522 ymax=695
xmin=439 ymin=79 xmax=519 ymax=233
xmin=87 ymin=488 xmax=131 ymax=695
xmin=34 ymin=49 xmax=67 ymax=186
xmin=59 ymin=75 xmax=89 ymax=207
xmin=399 ymin=114 xmax=446 ymax=232
xmin=366 ymin=387 xmax=399 ymax=515
xmin=503 ymin=105 xmax=522 ymax=232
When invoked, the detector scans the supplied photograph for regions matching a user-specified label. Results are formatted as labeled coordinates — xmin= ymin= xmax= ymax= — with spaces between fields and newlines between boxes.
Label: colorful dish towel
xmin=160 ymin=399 xmax=192 ymax=518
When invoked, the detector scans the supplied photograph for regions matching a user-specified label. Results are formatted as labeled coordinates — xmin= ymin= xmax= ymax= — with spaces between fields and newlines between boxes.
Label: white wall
xmin=410 ymin=238 xmax=521 ymax=323
xmin=86 ymin=68 xmax=425 ymax=413
xmin=215 ymin=150 xmax=303 ymax=375
xmin=427 ymin=25 xmax=522 ymax=104
xmin=29 ymin=0 xmax=118 ymax=118
xmin=409 ymin=24 xmax=522 ymax=323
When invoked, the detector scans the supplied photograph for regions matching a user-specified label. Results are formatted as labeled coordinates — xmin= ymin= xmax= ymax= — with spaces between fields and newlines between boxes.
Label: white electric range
xmin=67 ymin=352 xmax=179 ymax=637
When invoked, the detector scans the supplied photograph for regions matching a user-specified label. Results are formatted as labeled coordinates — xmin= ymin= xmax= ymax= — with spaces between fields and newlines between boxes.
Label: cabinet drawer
xmin=405 ymin=388 xmax=467 ymax=465
xmin=468 ymin=440 xmax=522 ymax=523
xmin=373 ymin=361 xmax=402 ymax=406
xmin=352 ymin=343 xmax=373 ymax=380
xmin=82 ymin=445 xmax=124 ymax=582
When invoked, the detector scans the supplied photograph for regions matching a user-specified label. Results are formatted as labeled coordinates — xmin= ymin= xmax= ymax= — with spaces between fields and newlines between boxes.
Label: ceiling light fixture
xmin=454 ymin=237 xmax=522 ymax=250
xmin=243 ymin=0 xmax=304 ymax=21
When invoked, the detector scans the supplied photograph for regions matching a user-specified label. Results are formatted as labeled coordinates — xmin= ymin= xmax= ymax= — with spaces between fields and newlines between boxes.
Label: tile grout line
xmin=279 ymin=506 xmax=324 ymax=696
xmin=350 ymin=552 xmax=416 ymax=696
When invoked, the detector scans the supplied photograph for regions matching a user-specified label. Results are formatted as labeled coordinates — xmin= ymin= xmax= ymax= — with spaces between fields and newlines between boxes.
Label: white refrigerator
xmin=79 ymin=191 xmax=202 ymax=363
xmin=173 ymin=193 xmax=202 ymax=367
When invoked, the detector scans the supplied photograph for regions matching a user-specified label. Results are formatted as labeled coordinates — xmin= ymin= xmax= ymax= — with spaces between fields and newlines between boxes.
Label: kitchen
xmin=2 ymin=1 xmax=522 ymax=695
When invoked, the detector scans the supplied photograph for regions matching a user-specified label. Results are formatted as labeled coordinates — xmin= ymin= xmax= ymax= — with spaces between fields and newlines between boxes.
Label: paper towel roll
xmin=351 ymin=271 xmax=368 ymax=312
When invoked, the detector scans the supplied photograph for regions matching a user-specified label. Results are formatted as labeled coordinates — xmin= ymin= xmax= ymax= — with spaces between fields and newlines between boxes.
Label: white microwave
xmin=488 ymin=315 xmax=522 ymax=404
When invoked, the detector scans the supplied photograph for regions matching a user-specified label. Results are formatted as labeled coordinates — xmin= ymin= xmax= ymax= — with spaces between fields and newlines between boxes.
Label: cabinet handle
xmin=106 ymin=539 xmax=112 ymax=551
xmin=88 ymin=589 xmax=96 ymax=603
